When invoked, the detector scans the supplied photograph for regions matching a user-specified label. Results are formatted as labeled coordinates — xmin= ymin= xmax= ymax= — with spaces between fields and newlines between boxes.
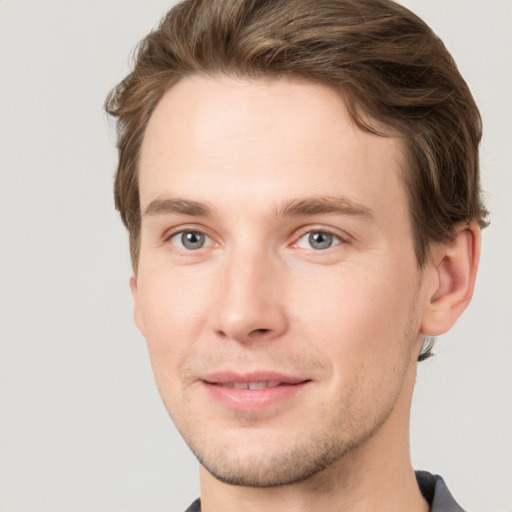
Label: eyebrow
xmin=142 ymin=195 xmax=374 ymax=221
xmin=143 ymin=197 xmax=213 ymax=217
xmin=277 ymin=196 xmax=374 ymax=220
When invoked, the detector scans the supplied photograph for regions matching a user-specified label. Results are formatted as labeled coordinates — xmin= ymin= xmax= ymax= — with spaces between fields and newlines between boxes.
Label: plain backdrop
xmin=0 ymin=1 xmax=510 ymax=511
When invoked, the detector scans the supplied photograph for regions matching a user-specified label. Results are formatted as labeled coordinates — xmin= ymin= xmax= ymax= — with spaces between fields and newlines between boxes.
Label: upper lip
xmin=202 ymin=371 xmax=308 ymax=385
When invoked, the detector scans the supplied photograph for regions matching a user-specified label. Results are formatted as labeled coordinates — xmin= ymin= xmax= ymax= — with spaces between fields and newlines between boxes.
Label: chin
xmin=198 ymin=447 xmax=344 ymax=487
xmin=186 ymin=424 xmax=372 ymax=488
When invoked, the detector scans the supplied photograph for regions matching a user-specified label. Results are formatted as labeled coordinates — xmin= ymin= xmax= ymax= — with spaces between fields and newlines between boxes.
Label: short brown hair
xmin=105 ymin=0 xmax=488 ymax=272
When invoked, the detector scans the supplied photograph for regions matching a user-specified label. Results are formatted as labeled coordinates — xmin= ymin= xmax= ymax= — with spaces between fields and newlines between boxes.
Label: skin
xmin=131 ymin=76 xmax=480 ymax=512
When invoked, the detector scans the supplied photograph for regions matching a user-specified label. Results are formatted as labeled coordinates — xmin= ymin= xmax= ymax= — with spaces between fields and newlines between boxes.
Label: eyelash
xmin=292 ymin=228 xmax=346 ymax=251
xmin=163 ymin=226 xmax=348 ymax=252
xmin=164 ymin=226 xmax=215 ymax=251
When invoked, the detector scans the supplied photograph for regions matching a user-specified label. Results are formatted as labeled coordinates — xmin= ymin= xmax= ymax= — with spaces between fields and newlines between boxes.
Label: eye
xmin=169 ymin=230 xmax=211 ymax=250
xmin=296 ymin=230 xmax=342 ymax=250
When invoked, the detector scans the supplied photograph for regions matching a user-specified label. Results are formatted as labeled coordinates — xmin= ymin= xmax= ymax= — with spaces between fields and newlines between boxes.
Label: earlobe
xmin=130 ymin=275 xmax=146 ymax=336
xmin=421 ymin=222 xmax=481 ymax=336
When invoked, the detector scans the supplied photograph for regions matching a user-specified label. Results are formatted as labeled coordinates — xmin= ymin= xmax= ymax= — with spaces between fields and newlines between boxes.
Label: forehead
xmin=139 ymin=75 xmax=407 ymax=225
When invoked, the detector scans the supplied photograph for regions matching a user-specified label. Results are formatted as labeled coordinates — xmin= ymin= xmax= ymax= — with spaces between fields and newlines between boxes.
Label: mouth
xmin=201 ymin=372 xmax=311 ymax=411
xmin=211 ymin=380 xmax=289 ymax=389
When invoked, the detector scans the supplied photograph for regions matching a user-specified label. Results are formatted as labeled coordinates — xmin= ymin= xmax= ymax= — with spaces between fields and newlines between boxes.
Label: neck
xmin=199 ymin=364 xmax=428 ymax=512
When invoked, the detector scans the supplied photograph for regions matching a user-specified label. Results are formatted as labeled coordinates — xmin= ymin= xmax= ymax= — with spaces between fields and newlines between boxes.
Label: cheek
xmin=292 ymin=262 xmax=419 ymax=380
xmin=136 ymin=267 xmax=214 ymax=374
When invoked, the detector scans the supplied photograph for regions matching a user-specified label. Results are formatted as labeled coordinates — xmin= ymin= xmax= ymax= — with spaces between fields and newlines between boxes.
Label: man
xmin=105 ymin=0 xmax=488 ymax=510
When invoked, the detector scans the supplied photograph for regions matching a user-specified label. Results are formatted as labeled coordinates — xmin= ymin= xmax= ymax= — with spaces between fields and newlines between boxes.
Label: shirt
xmin=183 ymin=470 xmax=465 ymax=511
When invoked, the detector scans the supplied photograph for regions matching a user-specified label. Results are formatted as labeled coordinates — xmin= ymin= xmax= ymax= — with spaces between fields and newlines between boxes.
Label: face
xmin=133 ymin=76 xmax=431 ymax=487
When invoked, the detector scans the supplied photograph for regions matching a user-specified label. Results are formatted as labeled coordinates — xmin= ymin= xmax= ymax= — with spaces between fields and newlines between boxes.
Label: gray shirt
xmin=183 ymin=471 xmax=465 ymax=511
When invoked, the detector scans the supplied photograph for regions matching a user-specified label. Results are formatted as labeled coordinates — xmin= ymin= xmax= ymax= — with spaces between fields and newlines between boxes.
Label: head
xmin=105 ymin=0 xmax=487 ymax=490
xmin=106 ymin=0 xmax=487 ymax=270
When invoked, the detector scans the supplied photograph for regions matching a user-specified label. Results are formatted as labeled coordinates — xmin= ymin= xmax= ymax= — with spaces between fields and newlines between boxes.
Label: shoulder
xmin=184 ymin=474 xmax=464 ymax=512
xmin=183 ymin=498 xmax=201 ymax=512
xmin=416 ymin=470 xmax=466 ymax=512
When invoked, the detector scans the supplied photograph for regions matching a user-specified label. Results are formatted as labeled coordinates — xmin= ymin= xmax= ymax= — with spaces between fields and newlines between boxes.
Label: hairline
xmin=130 ymin=71 xmax=431 ymax=272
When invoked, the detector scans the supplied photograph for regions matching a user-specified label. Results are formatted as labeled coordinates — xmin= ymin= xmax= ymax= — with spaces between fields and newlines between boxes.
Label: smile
xmin=214 ymin=381 xmax=282 ymax=389
xmin=201 ymin=372 xmax=311 ymax=412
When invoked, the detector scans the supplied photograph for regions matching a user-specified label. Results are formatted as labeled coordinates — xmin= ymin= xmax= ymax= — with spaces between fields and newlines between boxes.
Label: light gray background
xmin=0 ymin=1 xmax=510 ymax=511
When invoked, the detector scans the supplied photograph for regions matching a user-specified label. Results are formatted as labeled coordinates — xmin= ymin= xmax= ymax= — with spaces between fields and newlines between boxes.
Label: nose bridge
xmin=213 ymin=239 xmax=287 ymax=342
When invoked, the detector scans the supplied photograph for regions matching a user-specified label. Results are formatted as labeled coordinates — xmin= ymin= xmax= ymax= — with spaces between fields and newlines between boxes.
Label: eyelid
xmin=160 ymin=224 xmax=350 ymax=250
xmin=295 ymin=232 xmax=341 ymax=250
xmin=163 ymin=224 xmax=217 ymax=248
xmin=291 ymin=225 xmax=350 ymax=248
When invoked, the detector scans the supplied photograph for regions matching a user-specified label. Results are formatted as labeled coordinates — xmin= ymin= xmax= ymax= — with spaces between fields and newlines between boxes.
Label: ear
xmin=130 ymin=275 xmax=146 ymax=337
xmin=421 ymin=222 xmax=481 ymax=336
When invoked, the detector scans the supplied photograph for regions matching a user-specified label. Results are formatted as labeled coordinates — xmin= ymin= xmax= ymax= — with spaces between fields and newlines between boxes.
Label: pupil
xmin=309 ymin=231 xmax=333 ymax=250
xmin=182 ymin=232 xmax=204 ymax=249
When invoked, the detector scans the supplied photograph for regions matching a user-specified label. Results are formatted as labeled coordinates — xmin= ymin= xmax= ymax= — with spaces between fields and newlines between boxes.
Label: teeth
xmin=222 ymin=381 xmax=281 ymax=389
xmin=248 ymin=382 xmax=268 ymax=390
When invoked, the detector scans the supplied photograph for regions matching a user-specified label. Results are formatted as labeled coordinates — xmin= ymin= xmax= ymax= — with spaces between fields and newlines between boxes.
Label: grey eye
xmin=170 ymin=231 xmax=209 ymax=250
xmin=309 ymin=231 xmax=333 ymax=250
xmin=297 ymin=231 xmax=340 ymax=250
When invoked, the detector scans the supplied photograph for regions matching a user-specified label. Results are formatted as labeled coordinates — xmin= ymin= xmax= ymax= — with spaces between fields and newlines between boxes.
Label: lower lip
xmin=203 ymin=382 xmax=310 ymax=412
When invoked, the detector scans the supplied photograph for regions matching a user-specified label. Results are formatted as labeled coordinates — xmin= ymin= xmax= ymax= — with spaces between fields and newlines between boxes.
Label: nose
xmin=212 ymin=249 xmax=289 ymax=344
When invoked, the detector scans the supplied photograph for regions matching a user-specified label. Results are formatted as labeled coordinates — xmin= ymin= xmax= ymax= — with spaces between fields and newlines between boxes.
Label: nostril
xmin=250 ymin=328 xmax=270 ymax=337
